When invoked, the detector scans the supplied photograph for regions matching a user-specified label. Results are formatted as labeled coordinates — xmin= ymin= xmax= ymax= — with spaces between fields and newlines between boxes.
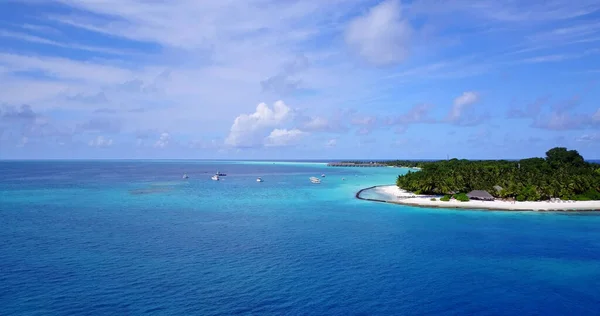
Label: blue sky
xmin=0 ymin=0 xmax=599 ymax=160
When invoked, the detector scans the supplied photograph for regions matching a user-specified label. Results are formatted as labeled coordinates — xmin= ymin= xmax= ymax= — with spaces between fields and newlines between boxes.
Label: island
xmin=358 ymin=147 xmax=600 ymax=211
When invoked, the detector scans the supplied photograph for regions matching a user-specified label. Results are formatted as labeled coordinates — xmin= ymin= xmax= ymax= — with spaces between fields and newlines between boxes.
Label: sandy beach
xmin=363 ymin=185 xmax=600 ymax=211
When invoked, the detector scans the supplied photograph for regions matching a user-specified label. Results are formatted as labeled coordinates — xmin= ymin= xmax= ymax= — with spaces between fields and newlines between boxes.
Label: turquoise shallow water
xmin=1 ymin=161 xmax=600 ymax=315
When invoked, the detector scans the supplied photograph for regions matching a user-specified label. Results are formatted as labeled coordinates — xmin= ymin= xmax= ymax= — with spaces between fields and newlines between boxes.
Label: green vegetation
xmin=395 ymin=147 xmax=600 ymax=201
xmin=454 ymin=193 xmax=470 ymax=202
xmin=440 ymin=195 xmax=451 ymax=202
xmin=430 ymin=198 xmax=437 ymax=201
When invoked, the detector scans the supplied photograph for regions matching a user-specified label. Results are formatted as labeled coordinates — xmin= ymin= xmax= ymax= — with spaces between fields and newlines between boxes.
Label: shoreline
xmin=357 ymin=185 xmax=600 ymax=212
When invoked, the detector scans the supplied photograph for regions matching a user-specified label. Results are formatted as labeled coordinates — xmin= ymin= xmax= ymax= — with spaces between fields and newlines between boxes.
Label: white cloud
xmin=225 ymin=100 xmax=294 ymax=147
xmin=387 ymin=103 xmax=434 ymax=125
xmin=188 ymin=139 xmax=220 ymax=149
xmin=17 ymin=136 xmax=28 ymax=147
xmin=593 ymin=108 xmax=600 ymax=122
xmin=356 ymin=127 xmax=372 ymax=135
xmin=303 ymin=116 xmax=331 ymax=131
xmin=351 ymin=116 xmax=377 ymax=126
xmin=454 ymin=91 xmax=480 ymax=106
xmin=88 ymin=135 xmax=113 ymax=147
xmin=447 ymin=91 xmax=480 ymax=122
xmin=351 ymin=115 xmax=377 ymax=135
xmin=345 ymin=0 xmax=412 ymax=65
xmin=264 ymin=128 xmax=306 ymax=147
xmin=300 ymin=113 xmax=349 ymax=133
xmin=154 ymin=132 xmax=170 ymax=148
xmin=576 ymin=133 xmax=600 ymax=142
xmin=261 ymin=55 xmax=310 ymax=95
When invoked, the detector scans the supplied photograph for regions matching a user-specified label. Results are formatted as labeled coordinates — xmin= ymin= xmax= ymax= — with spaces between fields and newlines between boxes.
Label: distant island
xmin=355 ymin=147 xmax=600 ymax=211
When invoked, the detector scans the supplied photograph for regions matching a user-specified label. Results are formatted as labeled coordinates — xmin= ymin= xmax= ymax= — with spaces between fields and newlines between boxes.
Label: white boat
xmin=182 ymin=173 xmax=189 ymax=179
xmin=321 ymin=174 xmax=326 ymax=177
xmin=211 ymin=175 xmax=220 ymax=181
xmin=256 ymin=177 xmax=263 ymax=182
xmin=310 ymin=177 xmax=321 ymax=184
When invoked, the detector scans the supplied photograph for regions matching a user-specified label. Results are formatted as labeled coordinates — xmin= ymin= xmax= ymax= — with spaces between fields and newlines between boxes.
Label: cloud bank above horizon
xmin=0 ymin=0 xmax=599 ymax=159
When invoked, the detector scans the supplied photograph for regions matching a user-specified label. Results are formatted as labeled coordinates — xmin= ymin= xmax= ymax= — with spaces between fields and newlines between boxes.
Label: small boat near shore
xmin=211 ymin=174 xmax=220 ymax=181
xmin=182 ymin=173 xmax=189 ymax=179
xmin=310 ymin=177 xmax=321 ymax=184
xmin=216 ymin=171 xmax=227 ymax=176
xmin=321 ymin=174 xmax=326 ymax=177
xmin=256 ymin=177 xmax=263 ymax=182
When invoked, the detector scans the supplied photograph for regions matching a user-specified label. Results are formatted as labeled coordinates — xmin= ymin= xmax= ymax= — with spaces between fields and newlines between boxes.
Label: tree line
xmin=394 ymin=147 xmax=600 ymax=201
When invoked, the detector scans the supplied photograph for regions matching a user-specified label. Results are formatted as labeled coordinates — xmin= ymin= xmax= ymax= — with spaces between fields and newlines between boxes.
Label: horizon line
xmin=1 ymin=158 xmax=599 ymax=162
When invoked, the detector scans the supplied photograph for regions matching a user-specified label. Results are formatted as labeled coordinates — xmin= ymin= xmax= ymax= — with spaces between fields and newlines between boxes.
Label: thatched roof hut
xmin=467 ymin=190 xmax=495 ymax=201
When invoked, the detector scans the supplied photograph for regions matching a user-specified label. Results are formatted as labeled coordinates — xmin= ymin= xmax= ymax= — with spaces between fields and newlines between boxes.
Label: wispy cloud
xmin=526 ymin=20 xmax=600 ymax=43
xmin=0 ymin=30 xmax=135 ymax=55
xmin=50 ymin=0 xmax=361 ymax=50
xmin=446 ymin=91 xmax=480 ymax=122
xmin=506 ymin=96 xmax=549 ymax=119
xmin=532 ymin=112 xmax=592 ymax=131
xmin=0 ymin=53 xmax=136 ymax=84
xmin=507 ymin=95 xmax=598 ymax=131
xmin=386 ymin=103 xmax=435 ymax=125
xmin=576 ymin=133 xmax=600 ymax=142
xmin=518 ymin=48 xmax=600 ymax=64
xmin=20 ymin=23 xmax=62 ymax=35
xmin=410 ymin=0 xmax=600 ymax=23
xmin=261 ymin=55 xmax=310 ymax=95
xmin=76 ymin=117 xmax=122 ymax=134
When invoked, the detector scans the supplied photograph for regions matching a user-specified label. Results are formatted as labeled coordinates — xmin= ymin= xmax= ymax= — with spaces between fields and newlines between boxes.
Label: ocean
xmin=1 ymin=161 xmax=600 ymax=315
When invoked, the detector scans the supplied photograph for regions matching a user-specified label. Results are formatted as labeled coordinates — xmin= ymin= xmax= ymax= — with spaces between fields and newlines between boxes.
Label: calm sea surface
xmin=1 ymin=161 xmax=600 ymax=315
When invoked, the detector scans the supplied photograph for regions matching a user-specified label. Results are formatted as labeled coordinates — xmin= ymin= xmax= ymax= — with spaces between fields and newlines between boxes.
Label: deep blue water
xmin=1 ymin=161 xmax=600 ymax=315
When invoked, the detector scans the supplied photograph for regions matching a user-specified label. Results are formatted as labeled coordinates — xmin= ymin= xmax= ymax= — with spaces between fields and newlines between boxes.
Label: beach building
xmin=467 ymin=190 xmax=495 ymax=201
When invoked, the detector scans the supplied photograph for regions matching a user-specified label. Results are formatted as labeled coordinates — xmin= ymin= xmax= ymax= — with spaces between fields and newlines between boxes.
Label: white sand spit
xmin=367 ymin=185 xmax=600 ymax=211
